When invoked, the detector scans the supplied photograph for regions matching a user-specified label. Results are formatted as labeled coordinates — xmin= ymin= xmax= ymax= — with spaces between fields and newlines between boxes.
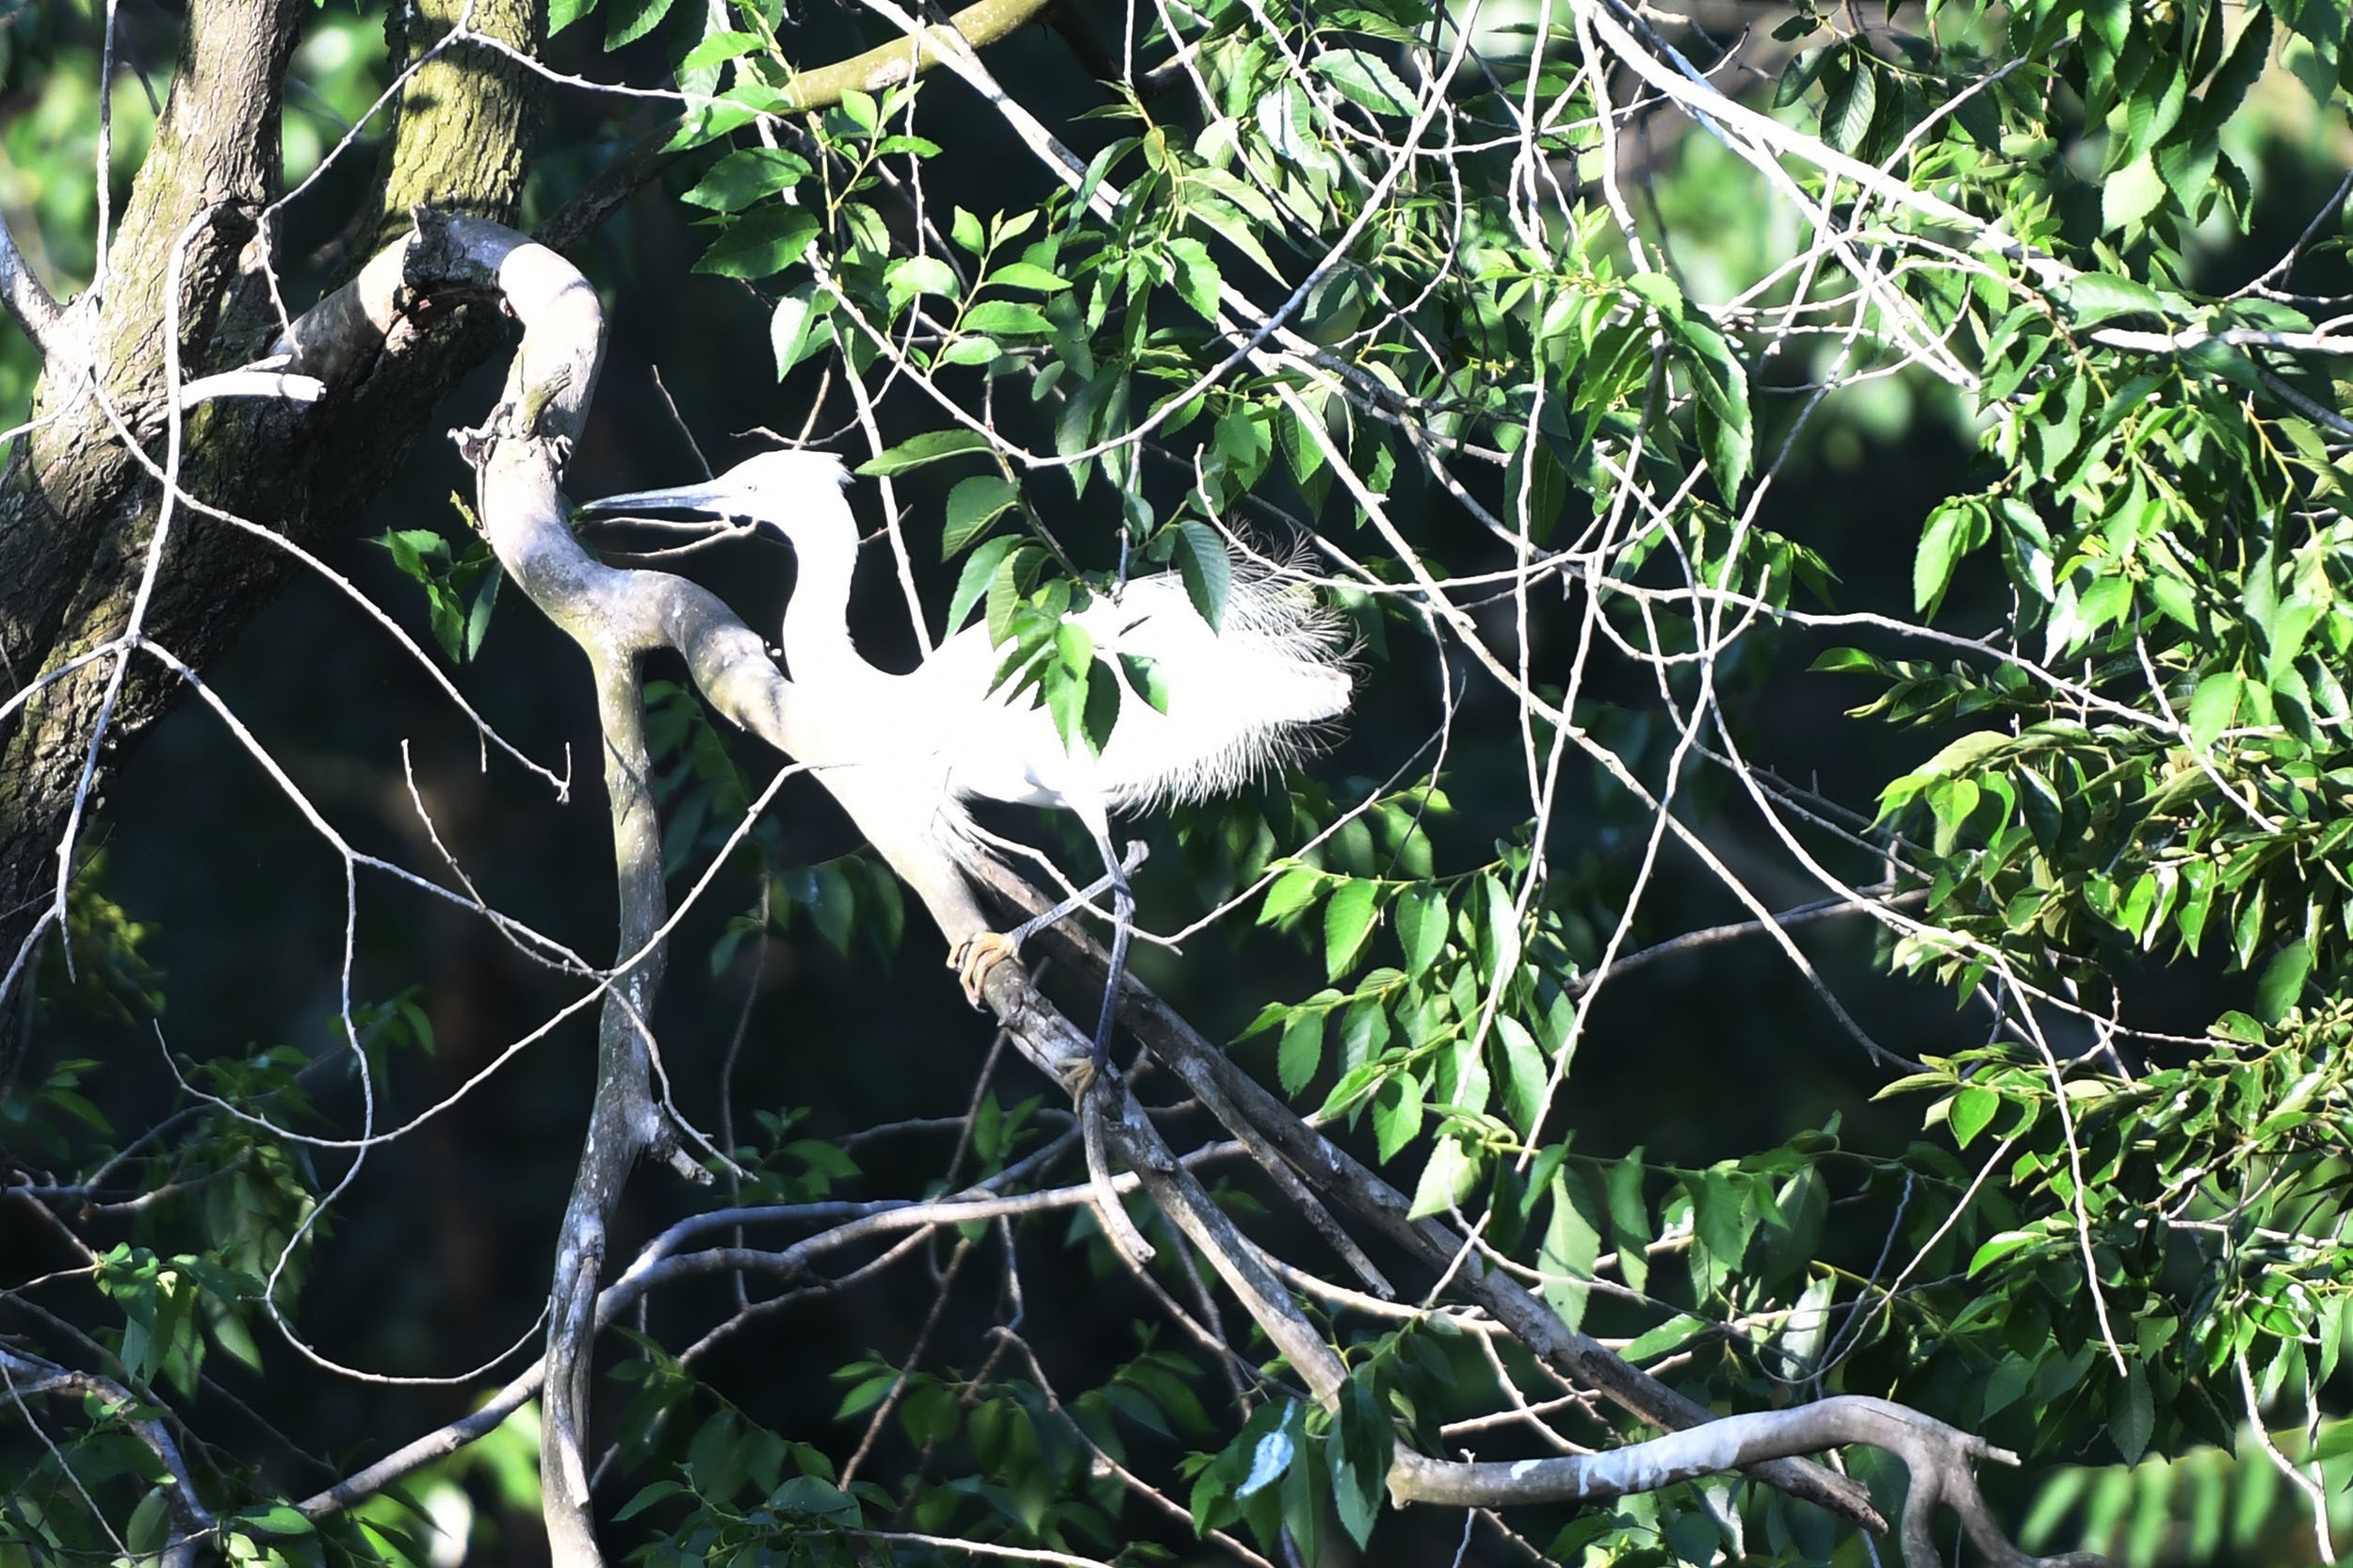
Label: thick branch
xmin=422 ymin=218 xmax=706 ymax=1568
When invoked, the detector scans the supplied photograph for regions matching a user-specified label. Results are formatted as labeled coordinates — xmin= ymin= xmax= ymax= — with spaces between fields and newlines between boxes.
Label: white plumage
xmin=582 ymin=448 xmax=1352 ymax=1065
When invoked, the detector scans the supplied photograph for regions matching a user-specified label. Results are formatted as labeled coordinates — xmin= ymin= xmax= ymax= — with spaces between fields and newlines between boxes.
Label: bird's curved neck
xmin=779 ymin=500 xmax=877 ymax=688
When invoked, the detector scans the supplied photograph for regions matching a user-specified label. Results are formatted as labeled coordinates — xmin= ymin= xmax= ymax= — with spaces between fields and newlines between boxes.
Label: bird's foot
xmin=1056 ymin=1050 xmax=1103 ymax=1103
xmin=950 ymin=929 xmax=1020 ymax=1008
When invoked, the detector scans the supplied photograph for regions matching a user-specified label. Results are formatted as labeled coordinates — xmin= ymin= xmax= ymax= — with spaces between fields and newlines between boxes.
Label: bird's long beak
xmin=576 ymin=478 xmax=745 ymax=519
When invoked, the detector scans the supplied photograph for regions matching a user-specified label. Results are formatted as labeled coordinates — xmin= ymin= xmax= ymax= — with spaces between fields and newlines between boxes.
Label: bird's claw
xmin=1056 ymin=1051 xmax=1099 ymax=1103
xmin=950 ymin=929 xmax=1020 ymax=1008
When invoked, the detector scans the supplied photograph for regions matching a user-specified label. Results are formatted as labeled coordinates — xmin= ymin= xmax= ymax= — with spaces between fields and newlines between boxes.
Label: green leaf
xmin=679 ymin=29 xmax=764 ymax=71
xmin=1164 ymin=236 xmax=1221 ymax=322
xmin=1496 ymin=1015 xmax=1546 ymax=1135
xmin=884 ymin=254 xmax=959 ymax=311
xmin=2056 ymin=273 xmax=2167 ymax=327
xmin=1618 ymin=1313 xmax=1710 ymax=1362
xmin=235 ymin=1506 xmax=315 ymax=1539
xmin=1119 ymin=651 xmax=1170 ymax=713
xmin=1323 ymin=879 xmax=1379 ymax=979
xmin=963 ymin=299 xmax=1055 ymax=336
xmin=378 ymin=527 xmax=447 ymax=579
xmin=1371 ymin=1074 xmax=1422 ymax=1160
xmin=770 ymin=283 xmax=823 ymax=378
xmin=947 ymin=535 xmax=1021 ymax=632
xmin=1669 ymin=315 xmax=1751 ymax=497
xmin=1278 ymin=1011 xmax=1323 ymax=1096
xmin=463 ymin=562 xmax=502 ymax=661
xmin=693 ymin=206 xmax=819 ymax=280
xmin=1407 ymin=1137 xmax=1477 ymax=1218
xmin=1174 ymin=520 xmax=1232 ymax=630
xmin=1310 ymin=47 xmax=1419 ymax=114
xmin=1914 ymin=498 xmax=1988 ymax=615
xmin=1259 ymin=866 xmax=1323 ymax=925
xmin=2253 ymin=939 xmax=2312 ymax=1025
xmin=942 ymin=476 xmax=1021 ymax=557
xmin=1821 ymin=53 xmax=1878 ymax=153
xmin=604 ymin=0 xmax=675 ymax=49
xmin=2186 ymin=671 xmax=2241 ymax=751
xmin=2101 ymin=154 xmax=2166 ymax=232
xmin=985 ymin=261 xmax=1072 ymax=293
xmin=1968 ymin=1228 xmax=2044 ymax=1277
xmin=1328 ymin=1378 xmax=1390 ymax=1549
xmin=683 ymin=150 xmax=812 ymax=215
xmin=2109 ymin=1363 xmax=2153 ymax=1463
xmin=1481 ymin=874 xmax=1522 ymax=984
xmin=1539 ymin=1173 xmax=1601 ymax=1331
xmin=1950 ymin=1084 xmax=1998 ymax=1148
xmin=857 ymin=428 xmax=992 ymax=477
xmin=549 ymin=0 xmax=596 ymax=35
xmin=1394 ymin=885 xmax=1447 ymax=971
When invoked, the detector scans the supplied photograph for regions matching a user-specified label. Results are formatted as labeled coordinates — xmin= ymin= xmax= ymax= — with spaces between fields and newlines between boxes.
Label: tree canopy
xmin=4 ymin=0 xmax=2353 ymax=1564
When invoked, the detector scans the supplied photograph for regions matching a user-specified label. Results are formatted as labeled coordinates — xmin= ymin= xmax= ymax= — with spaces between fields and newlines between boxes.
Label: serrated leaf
xmin=942 ymin=476 xmax=1020 ymax=557
xmin=1394 ymin=884 xmax=1447 ymax=971
xmin=1539 ymin=1173 xmax=1600 ymax=1331
xmin=604 ymin=0 xmax=675 ymax=50
xmin=947 ymin=535 xmax=1021 ymax=632
xmin=1259 ymin=866 xmax=1324 ymax=925
xmin=1950 ymin=1084 xmax=1999 ymax=1148
xmin=1323 ymin=879 xmax=1379 ymax=979
xmin=985 ymin=261 xmax=1071 ymax=293
xmin=857 ymin=428 xmax=992 ymax=477
xmin=2101 ymin=154 xmax=2166 ymax=231
xmin=1821 ymin=55 xmax=1878 ymax=153
xmin=1310 ymin=47 xmax=1419 ymax=114
xmin=963 ymin=300 xmax=1055 ymax=335
xmin=1371 ymin=1074 xmax=1422 ymax=1160
xmin=679 ymin=30 xmax=764 ymax=71
xmin=687 ymin=149 xmax=814 ymax=212
xmin=884 ymin=254 xmax=959 ymax=311
xmin=693 ymin=206 xmax=819 ymax=280
xmin=2109 ymin=1364 xmax=2153 ymax=1463
xmin=1914 ymin=498 xmax=1988 ymax=615
xmin=769 ymin=283 xmax=823 ymax=378
xmin=1407 ymin=1138 xmax=1478 ymax=1218
xmin=1174 ymin=520 xmax=1231 ymax=630
xmin=1278 ymin=1011 xmax=1323 ymax=1096
xmin=1496 ymin=1015 xmax=1547 ymax=1134
xmin=2253 ymin=938 xmax=2312 ymax=1025
xmin=2187 ymin=671 xmax=2240 ymax=751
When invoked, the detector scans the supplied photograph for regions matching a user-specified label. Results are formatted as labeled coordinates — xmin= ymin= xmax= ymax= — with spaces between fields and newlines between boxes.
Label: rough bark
xmin=0 ymin=0 xmax=542 ymax=1034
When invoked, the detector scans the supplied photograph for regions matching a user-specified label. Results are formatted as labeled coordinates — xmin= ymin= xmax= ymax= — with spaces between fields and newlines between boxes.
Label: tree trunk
xmin=0 ymin=0 xmax=544 ymax=1042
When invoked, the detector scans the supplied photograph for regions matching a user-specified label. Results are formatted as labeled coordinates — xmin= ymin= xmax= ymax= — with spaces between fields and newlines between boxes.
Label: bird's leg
xmin=950 ymin=840 xmax=1150 ymax=1008
xmin=1080 ymin=826 xmax=1138 ymax=1091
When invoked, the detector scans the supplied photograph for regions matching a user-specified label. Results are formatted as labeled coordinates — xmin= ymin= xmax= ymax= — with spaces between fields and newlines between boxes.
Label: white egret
xmin=580 ymin=448 xmax=1353 ymax=1080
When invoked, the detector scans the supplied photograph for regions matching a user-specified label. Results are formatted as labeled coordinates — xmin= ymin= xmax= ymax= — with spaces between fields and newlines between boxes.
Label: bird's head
xmin=576 ymin=448 xmax=852 ymax=548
